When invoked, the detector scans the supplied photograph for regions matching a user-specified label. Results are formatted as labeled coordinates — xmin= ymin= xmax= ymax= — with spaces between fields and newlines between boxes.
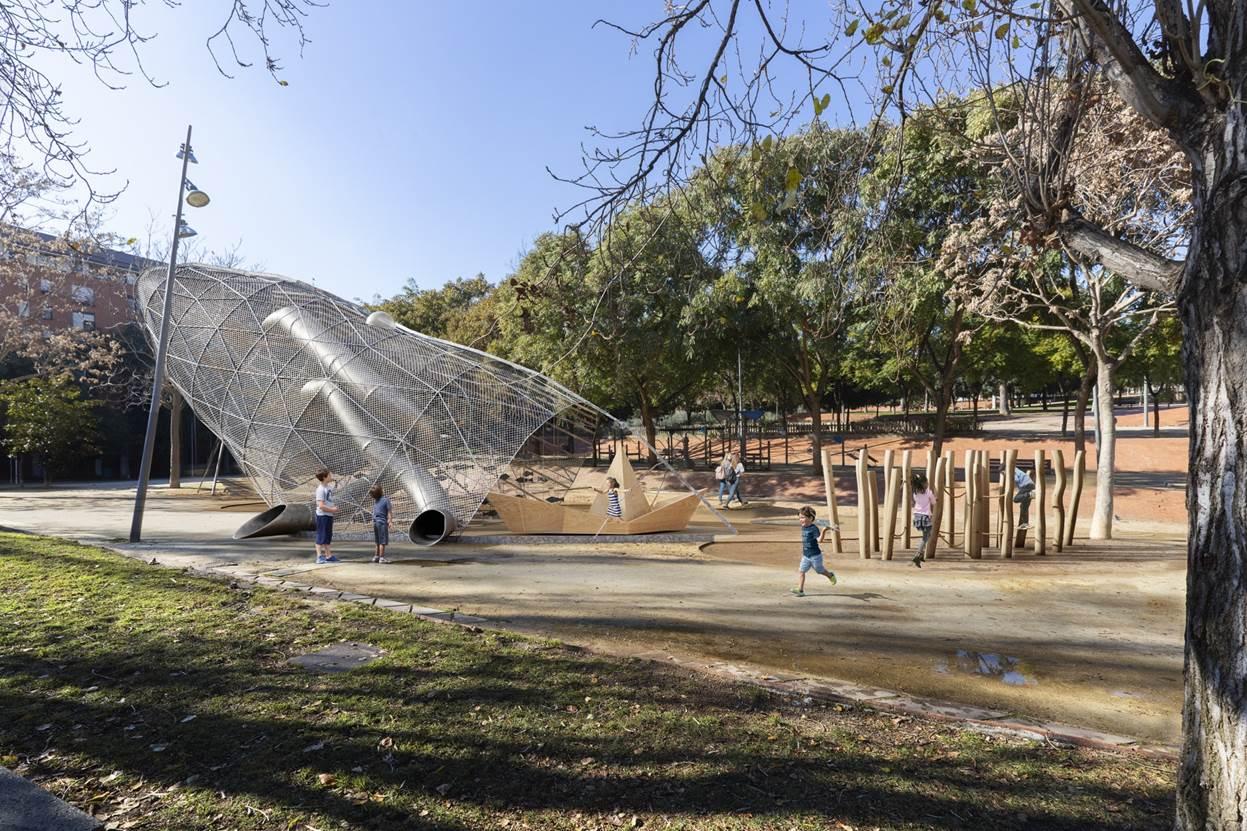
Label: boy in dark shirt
xmin=791 ymin=506 xmax=838 ymax=596
xmin=369 ymin=485 xmax=394 ymax=564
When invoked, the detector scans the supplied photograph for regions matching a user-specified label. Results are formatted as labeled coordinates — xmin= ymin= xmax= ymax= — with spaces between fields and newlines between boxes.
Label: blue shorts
xmin=799 ymin=554 xmax=828 ymax=574
xmin=315 ymin=514 xmax=334 ymax=545
xmin=373 ymin=521 xmax=389 ymax=546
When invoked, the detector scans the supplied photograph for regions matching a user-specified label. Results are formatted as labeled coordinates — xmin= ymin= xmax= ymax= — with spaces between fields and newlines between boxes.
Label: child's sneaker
xmin=315 ymin=555 xmax=328 ymax=564
xmin=1017 ymin=522 xmax=1031 ymax=530
xmin=323 ymin=554 xmax=340 ymax=563
xmin=825 ymin=571 xmax=838 ymax=585
xmin=789 ymin=587 xmax=805 ymax=596
xmin=374 ymin=556 xmax=390 ymax=564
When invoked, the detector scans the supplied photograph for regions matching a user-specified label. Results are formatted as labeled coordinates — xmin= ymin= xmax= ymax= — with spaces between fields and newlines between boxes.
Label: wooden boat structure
xmin=485 ymin=453 xmax=702 ymax=536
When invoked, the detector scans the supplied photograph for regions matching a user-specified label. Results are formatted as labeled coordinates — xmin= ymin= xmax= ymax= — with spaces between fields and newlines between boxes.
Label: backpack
xmin=723 ymin=463 xmax=738 ymax=484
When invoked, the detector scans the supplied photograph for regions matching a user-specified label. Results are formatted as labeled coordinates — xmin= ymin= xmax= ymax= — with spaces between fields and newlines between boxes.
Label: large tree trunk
xmin=1176 ymin=159 xmax=1247 ymax=830
xmin=168 ymin=390 xmax=183 ymax=490
xmin=1089 ymin=353 xmax=1115 ymax=539
xmin=997 ymin=381 xmax=1010 ymax=415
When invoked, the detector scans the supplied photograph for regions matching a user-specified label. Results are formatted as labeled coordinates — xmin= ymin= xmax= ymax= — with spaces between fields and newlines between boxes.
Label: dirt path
xmin=0 ymin=485 xmax=1186 ymax=746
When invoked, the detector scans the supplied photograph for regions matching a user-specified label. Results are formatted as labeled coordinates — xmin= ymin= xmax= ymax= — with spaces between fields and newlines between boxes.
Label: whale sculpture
xmin=134 ymin=264 xmax=659 ymax=545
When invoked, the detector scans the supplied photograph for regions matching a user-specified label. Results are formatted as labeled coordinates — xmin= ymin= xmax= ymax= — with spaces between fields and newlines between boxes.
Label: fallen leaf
xmin=302 ymin=740 xmax=325 ymax=753
xmin=317 ymin=773 xmax=336 ymax=786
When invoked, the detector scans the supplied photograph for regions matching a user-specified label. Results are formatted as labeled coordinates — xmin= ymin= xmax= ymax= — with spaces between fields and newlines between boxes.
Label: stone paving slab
xmin=288 ymin=642 xmax=384 ymax=674
xmin=0 ymin=765 xmax=101 ymax=831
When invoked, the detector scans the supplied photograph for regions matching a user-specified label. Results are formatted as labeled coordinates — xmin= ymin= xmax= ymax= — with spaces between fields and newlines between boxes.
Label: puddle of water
xmin=935 ymin=649 xmax=1036 ymax=686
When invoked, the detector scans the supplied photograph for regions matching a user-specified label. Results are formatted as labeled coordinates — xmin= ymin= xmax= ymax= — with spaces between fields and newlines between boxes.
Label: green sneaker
xmin=825 ymin=571 xmax=838 ymax=586
xmin=789 ymin=588 xmax=805 ymax=597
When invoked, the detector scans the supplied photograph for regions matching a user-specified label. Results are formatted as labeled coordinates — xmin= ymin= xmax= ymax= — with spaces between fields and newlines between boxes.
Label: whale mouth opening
xmin=410 ymin=509 xmax=454 ymax=545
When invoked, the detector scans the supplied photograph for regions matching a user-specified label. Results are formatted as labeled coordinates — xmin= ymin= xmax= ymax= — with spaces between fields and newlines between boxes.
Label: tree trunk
xmin=808 ymin=394 xmax=824 ymax=476
xmin=1072 ymin=363 xmax=1095 ymax=458
xmin=1176 ymin=159 xmax=1247 ymax=830
xmin=998 ymin=381 xmax=1011 ymax=415
xmin=638 ymin=396 xmax=658 ymax=463
xmin=168 ymin=390 xmax=183 ymax=489
xmin=1061 ymin=388 xmax=1071 ymax=435
xmin=1089 ymin=355 xmax=1115 ymax=540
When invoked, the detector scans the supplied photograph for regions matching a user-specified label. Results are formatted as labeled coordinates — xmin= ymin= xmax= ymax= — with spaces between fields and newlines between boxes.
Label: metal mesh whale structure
xmin=135 ymin=264 xmax=705 ymax=545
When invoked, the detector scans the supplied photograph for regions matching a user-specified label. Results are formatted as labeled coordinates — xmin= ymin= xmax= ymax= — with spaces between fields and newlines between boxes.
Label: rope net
xmin=136 ymin=264 xmax=612 ymax=541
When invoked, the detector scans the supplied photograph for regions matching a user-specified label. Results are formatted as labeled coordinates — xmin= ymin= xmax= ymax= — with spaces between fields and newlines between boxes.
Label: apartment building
xmin=1 ymin=227 xmax=160 ymax=334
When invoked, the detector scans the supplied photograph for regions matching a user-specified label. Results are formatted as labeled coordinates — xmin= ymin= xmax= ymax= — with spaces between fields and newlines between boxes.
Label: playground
xmin=0 ymin=408 xmax=1189 ymax=749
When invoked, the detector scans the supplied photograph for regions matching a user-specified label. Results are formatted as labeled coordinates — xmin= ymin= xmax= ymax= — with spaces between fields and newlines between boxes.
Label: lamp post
xmin=129 ymin=125 xmax=208 ymax=542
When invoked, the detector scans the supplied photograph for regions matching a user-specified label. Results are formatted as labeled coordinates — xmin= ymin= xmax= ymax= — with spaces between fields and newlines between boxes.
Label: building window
xmin=70 ymin=284 xmax=95 ymax=306
xmin=39 ymin=278 xmax=52 ymax=294
xmin=41 ymin=306 xmax=53 ymax=321
xmin=16 ymin=301 xmax=30 ymax=318
xmin=72 ymin=311 xmax=95 ymax=331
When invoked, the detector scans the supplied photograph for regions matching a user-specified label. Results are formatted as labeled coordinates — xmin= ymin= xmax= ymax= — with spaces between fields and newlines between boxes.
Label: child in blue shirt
xmin=791 ymin=506 xmax=838 ymax=596
xmin=369 ymin=484 xmax=394 ymax=563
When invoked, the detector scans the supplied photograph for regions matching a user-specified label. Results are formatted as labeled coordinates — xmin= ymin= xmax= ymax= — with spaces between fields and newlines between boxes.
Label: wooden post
xmin=925 ymin=455 xmax=947 ymax=561
xmin=1033 ymin=449 xmax=1047 ymax=555
xmin=943 ymin=450 xmax=956 ymax=549
xmin=868 ymin=465 xmax=881 ymax=554
xmin=855 ymin=451 xmax=871 ymax=559
xmin=882 ymin=464 xmax=902 ymax=560
xmin=962 ymin=449 xmax=975 ymax=556
xmin=901 ymin=450 xmax=913 ymax=548
xmin=1051 ymin=448 xmax=1067 ymax=553
xmin=819 ymin=448 xmax=843 ymax=555
xmin=1066 ymin=449 xmax=1085 ymax=546
xmin=974 ymin=450 xmax=989 ymax=558
xmin=1001 ymin=449 xmax=1017 ymax=558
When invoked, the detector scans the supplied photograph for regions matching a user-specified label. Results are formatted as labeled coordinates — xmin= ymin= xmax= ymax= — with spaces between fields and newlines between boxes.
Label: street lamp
xmin=129 ymin=125 xmax=211 ymax=543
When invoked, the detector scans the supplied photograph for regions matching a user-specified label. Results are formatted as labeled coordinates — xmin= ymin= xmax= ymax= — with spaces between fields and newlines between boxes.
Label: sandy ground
xmin=0 ymin=481 xmax=1186 ymax=746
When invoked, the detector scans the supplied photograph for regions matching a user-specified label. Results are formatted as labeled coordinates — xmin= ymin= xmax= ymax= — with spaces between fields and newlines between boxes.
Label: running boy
xmin=370 ymin=484 xmax=394 ymax=563
xmin=791 ymin=506 xmax=837 ymax=596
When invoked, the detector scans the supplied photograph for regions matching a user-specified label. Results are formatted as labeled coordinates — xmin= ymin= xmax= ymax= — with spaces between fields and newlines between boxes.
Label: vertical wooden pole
xmin=1033 ymin=449 xmax=1047 ymax=555
xmin=962 ymin=449 xmax=975 ymax=555
xmin=855 ymin=451 xmax=871 ymax=559
xmin=925 ymin=455 xmax=947 ymax=561
xmin=820 ymin=448 xmax=843 ymax=555
xmin=868 ymin=465 xmax=881 ymax=554
xmin=1066 ymin=449 xmax=1085 ymax=547
xmin=943 ymin=450 xmax=956 ymax=548
xmin=1001 ymin=449 xmax=1017 ymax=558
xmin=1052 ymin=448 xmax=1067 ymax=553
xmin=901 ymin=449 xmax=913 ymax=548
xmin=980 ymin=450 xmax=991 ymax=554
xmin=882 ymin=463 xmax=902 ymax=560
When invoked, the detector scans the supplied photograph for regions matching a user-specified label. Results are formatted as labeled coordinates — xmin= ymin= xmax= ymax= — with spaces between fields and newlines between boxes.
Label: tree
xmin=371 ymin=275 xmax=494 ymax=341
xmin=693 ymin=125 xmax=872 ymax=474
xmin=0 ymin=376 xmax=99 ymax=484
xmin=861 ymin=102 xmax=991 ymax=457
xmin=583 ymin=0 xmax=1247 ymax=819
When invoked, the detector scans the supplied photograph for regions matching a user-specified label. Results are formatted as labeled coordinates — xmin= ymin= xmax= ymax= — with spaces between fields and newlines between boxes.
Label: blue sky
xmin=43 ymin=2 xmax=698 ymax=303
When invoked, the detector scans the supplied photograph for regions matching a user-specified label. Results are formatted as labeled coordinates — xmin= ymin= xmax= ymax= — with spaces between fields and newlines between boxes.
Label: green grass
xmin=0 ymin=532 xmax=1174 ymax=830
